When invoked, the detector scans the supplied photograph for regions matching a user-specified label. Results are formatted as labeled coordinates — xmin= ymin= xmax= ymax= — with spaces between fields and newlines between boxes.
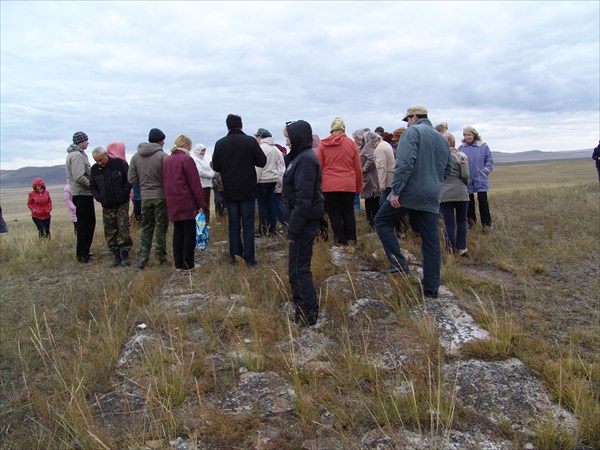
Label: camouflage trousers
xmin=138 ymin=198 xmax=169 ymax=264
xmin=103 ymin=203 xmax=133 ymax=253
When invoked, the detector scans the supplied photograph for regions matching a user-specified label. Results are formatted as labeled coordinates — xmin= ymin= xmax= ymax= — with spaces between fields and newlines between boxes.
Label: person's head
xmin=148 ymin=128 xmax=166 ymax=145
xmin=284 ymin=120 xmax=313 ymax=158
xmin=193 ymin=143 xmax=207 ymax=158
xmin=254 ymin=128 xmax=272 ymax=142
xmin=330 ymin=117 xmax=345 ymax=135
xmin=374 ymin=126 xmax=385 ymax=136
xmin=435 ymin=122 xmax=448 ymax=134
xmin=32 ymin=178 xmax=45 ymax=192
xmin=364 ymin=131 xmax=382 ymax=149
xmin=106 ymin=142 xmax=126 ymax=160
xmin=226 ymin=114 xmax=243 ymax=131
xmin=462 ymin=126 xmax=481 ymax=144
xmin=312 ymin=134 xmax=321 ymax=149
xmin=173 ymin=134 xmax=192 ymax=151
xmin=73 ymin=131 xmax=89 ymax=149
xmin=92 ymin=146 xmax=109 ymax=167
xmin=402 ymin=105 xmax=428 ymax=127
xmin=446 ymin=133 xmax=456 ymax=150
xmin=391 ymin=127 xmax=406 ymax=143
xmin=352 ymin=128 xmax=370 ymax=148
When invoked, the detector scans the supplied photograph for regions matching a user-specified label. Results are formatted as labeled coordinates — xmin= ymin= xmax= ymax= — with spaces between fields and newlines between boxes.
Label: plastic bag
xmin=195 ymin=211 xmax=209 ymax=251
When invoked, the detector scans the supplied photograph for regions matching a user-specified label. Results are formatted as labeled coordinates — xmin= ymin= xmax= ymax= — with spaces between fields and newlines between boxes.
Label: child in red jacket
xmin=27 ymin=178 xmax=52 ymax=238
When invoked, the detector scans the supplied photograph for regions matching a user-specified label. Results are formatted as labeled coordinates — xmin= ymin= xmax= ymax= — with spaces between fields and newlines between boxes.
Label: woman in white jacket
xmin=192 ymin=144 xmax=215 ymax=224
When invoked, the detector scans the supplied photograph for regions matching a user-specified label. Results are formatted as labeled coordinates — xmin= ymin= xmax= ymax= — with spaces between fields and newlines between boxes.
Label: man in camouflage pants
xmin=90 ymin=146 xmax=133 ymax=266
xmin=128 ymin=128 xmax=169 ymax=269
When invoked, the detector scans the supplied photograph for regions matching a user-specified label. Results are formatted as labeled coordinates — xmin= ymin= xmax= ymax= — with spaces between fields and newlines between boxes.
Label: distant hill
xmin=493 ymin=149 xmax=591 ymax=165
xmin=0 ymin=149 xmax=594 ymax=189
xmin=1 ymin=165 xmax=67 ymax=188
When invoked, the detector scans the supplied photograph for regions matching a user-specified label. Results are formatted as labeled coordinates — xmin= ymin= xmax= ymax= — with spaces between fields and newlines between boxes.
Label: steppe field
xmin=0 ymin=159 xmax=598 ymax=449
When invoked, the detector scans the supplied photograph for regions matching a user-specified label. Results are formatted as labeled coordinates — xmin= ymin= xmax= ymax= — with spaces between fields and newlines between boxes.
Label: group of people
xmin=25 ymin=106 xmax=498 ymax=328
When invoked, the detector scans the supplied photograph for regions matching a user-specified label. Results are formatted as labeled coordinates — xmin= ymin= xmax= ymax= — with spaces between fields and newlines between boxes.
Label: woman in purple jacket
xmin=459 ymin=126 xmax=494 ymax=231
xmin=163 ymin=134 xmax=206 ymax=271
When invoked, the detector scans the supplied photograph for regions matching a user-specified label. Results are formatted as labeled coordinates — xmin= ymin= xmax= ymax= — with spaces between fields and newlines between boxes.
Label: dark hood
xmin=286 ymin=120 xmax=313 ymax=161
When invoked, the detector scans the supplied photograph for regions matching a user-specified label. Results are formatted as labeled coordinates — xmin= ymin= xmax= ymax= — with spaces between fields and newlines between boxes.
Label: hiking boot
xmin=137 ymin=260 xmax=147 ymax=270
xmin=120 ymin=251 xmax=130 ymax=266
xmin=158 ymin=256 xmax=169 ymax=266
xmin=381 ymin=265 xmax=409 ymax=274
xmin=423 ymin=290 xmax=439 ymax=299
xmin=111 ymin=251 xmax=122 ymax=267
xmin=294 ymin=306 xmax=318 ymax=327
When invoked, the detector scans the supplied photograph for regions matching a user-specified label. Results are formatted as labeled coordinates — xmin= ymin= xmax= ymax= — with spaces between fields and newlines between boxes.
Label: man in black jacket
xmin=91 ymin=146 xmax=133 ymax=266
xmin=212 ymin=114 xmax=266 ymax=266
xmin=282 ymin=120 xmax=325 ymax=326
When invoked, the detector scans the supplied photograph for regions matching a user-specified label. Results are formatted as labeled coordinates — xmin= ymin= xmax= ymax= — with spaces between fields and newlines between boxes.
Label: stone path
xmin=91 ymin=237 xmax=577 ymax=449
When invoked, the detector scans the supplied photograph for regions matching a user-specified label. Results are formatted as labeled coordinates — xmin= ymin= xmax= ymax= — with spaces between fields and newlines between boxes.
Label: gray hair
xmin=91 ymin=146 xmax=107 ymax=158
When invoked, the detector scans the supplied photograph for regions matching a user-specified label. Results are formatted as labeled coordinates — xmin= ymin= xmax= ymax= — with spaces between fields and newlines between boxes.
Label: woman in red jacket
xmin=27 ymin=177 xmax=53 ymax=238
xmin=316 ymin=117 xmax=363 ymax=247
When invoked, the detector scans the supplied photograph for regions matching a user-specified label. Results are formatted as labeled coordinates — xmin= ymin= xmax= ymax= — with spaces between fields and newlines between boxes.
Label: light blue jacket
xmin=459 ymin=140 xmax=494 ymax=193
xmin=391 ymin=118 xmax=452 ymax=214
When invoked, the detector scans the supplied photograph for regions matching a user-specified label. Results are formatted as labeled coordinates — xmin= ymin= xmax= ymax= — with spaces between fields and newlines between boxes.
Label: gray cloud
xmin=1 ymin=1 xmax=598 ymax=169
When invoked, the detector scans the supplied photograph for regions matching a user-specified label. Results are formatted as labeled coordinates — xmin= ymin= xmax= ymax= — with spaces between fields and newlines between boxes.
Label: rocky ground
xmin=91 ymin=235 xmax=580 ymax=450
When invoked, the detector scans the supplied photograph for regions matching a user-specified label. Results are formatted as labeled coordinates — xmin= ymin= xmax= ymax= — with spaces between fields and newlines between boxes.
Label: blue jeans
xmin=375 ymin=203 xmax=441 ymax=293
xmin=440 ymin=201 xmax=468 ymax=252
xmin=274 ymin=193 xmax=286 ymax=226
xmin=226 ymin=199 xmax=256 ymax=265
xmin=289 ymin=218 xmax=320 ymax=311
xmin=257 ymin=182 xmax=276 ymax=235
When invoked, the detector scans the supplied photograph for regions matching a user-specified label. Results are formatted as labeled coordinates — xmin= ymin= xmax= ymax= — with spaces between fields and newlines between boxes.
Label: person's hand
xmin=390 ymin=194 xmax=401 ymax=209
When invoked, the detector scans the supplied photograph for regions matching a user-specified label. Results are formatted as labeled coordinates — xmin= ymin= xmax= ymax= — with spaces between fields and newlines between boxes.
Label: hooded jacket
xmin=128 ymin=143 xmax=167 ymax=199
xmin=440 ymin=152 xmax=470 ymax=203
xmin=282 ymin=120 xmax=325 ymax=241
xmin=316 ymin=132 xmax=363 ymax=193
xmin=63 ymin=184 xmax=77 ymax=223
xmin=392 ymin=118 xmax=452 ymax=214
xmin=360 ymin=143 xmax=381 ymax=199
xmin=28 ymin=178 xmax=52 ymax=219
xmin=212 ymin=129 xmax=266 ymax=202
xmin=66 ymin=143 xmax=92 ymax=196
xmin=458 ymin=140 xmax=494 ymax=193
xmin=191 ymin=145 xmax=215 ymax=189
xmin=91 ymin=156 xmax=132 ymax=208
xmin=163 ymin=148 xmax=206 ymax=222
xmin=256 ymin=137 xmax=284 ymax=184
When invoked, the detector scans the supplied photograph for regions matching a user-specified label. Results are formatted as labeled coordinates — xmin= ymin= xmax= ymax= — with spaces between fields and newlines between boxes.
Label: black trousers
xmin=173 ymin=220 xmax=196 ymax=269
xmin=288 ymin=218 xmax=320 ymax=311
xmin=323 ymin=191 xmax=356 ymax=245
xmin=364 ymin=196 xmax=380 ymax=227
xmin=73 ymin=195 xmax=96 ymax=259
xmin=468 ymin=192 xmax=491 ymax=227
xmin=32 ymin=217 xmax=51 ymax=238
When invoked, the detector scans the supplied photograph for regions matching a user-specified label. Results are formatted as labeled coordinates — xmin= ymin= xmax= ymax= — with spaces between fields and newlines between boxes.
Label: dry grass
xmin=1 ymin=161 xmax=599 ymax=447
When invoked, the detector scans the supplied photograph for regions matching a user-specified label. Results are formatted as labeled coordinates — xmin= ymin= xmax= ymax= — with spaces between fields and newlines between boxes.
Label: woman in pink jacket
xmin=316 ymin=117 xmax=363 ymax=246
xmin=63 ymin=184 xmax=77 ymax=234
xmin=27 ymin=178 xmax=53 ymax=238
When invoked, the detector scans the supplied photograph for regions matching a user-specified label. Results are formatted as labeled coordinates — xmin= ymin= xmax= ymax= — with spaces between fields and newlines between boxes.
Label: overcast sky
xmin=1 ymin=1 xmax=598 ymax=170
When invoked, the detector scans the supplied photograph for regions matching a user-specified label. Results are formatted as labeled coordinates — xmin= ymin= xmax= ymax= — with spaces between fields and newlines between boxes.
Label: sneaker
xmin=457 ymin=248 xmax=468 ymax=256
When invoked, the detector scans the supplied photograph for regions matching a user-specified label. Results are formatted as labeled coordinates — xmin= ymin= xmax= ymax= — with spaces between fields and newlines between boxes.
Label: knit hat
xmin=148 ymin=128 xmax=166 ymax=143
xmin=402 ymin=105 xmax=428 ymax=122
xmin=330 ymin=117 xmax=345 ymax=133
xmin=254 ymin=128 xmax=272 ymax=138
xmin=73 ymin=131 xmax=88 ymax=145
